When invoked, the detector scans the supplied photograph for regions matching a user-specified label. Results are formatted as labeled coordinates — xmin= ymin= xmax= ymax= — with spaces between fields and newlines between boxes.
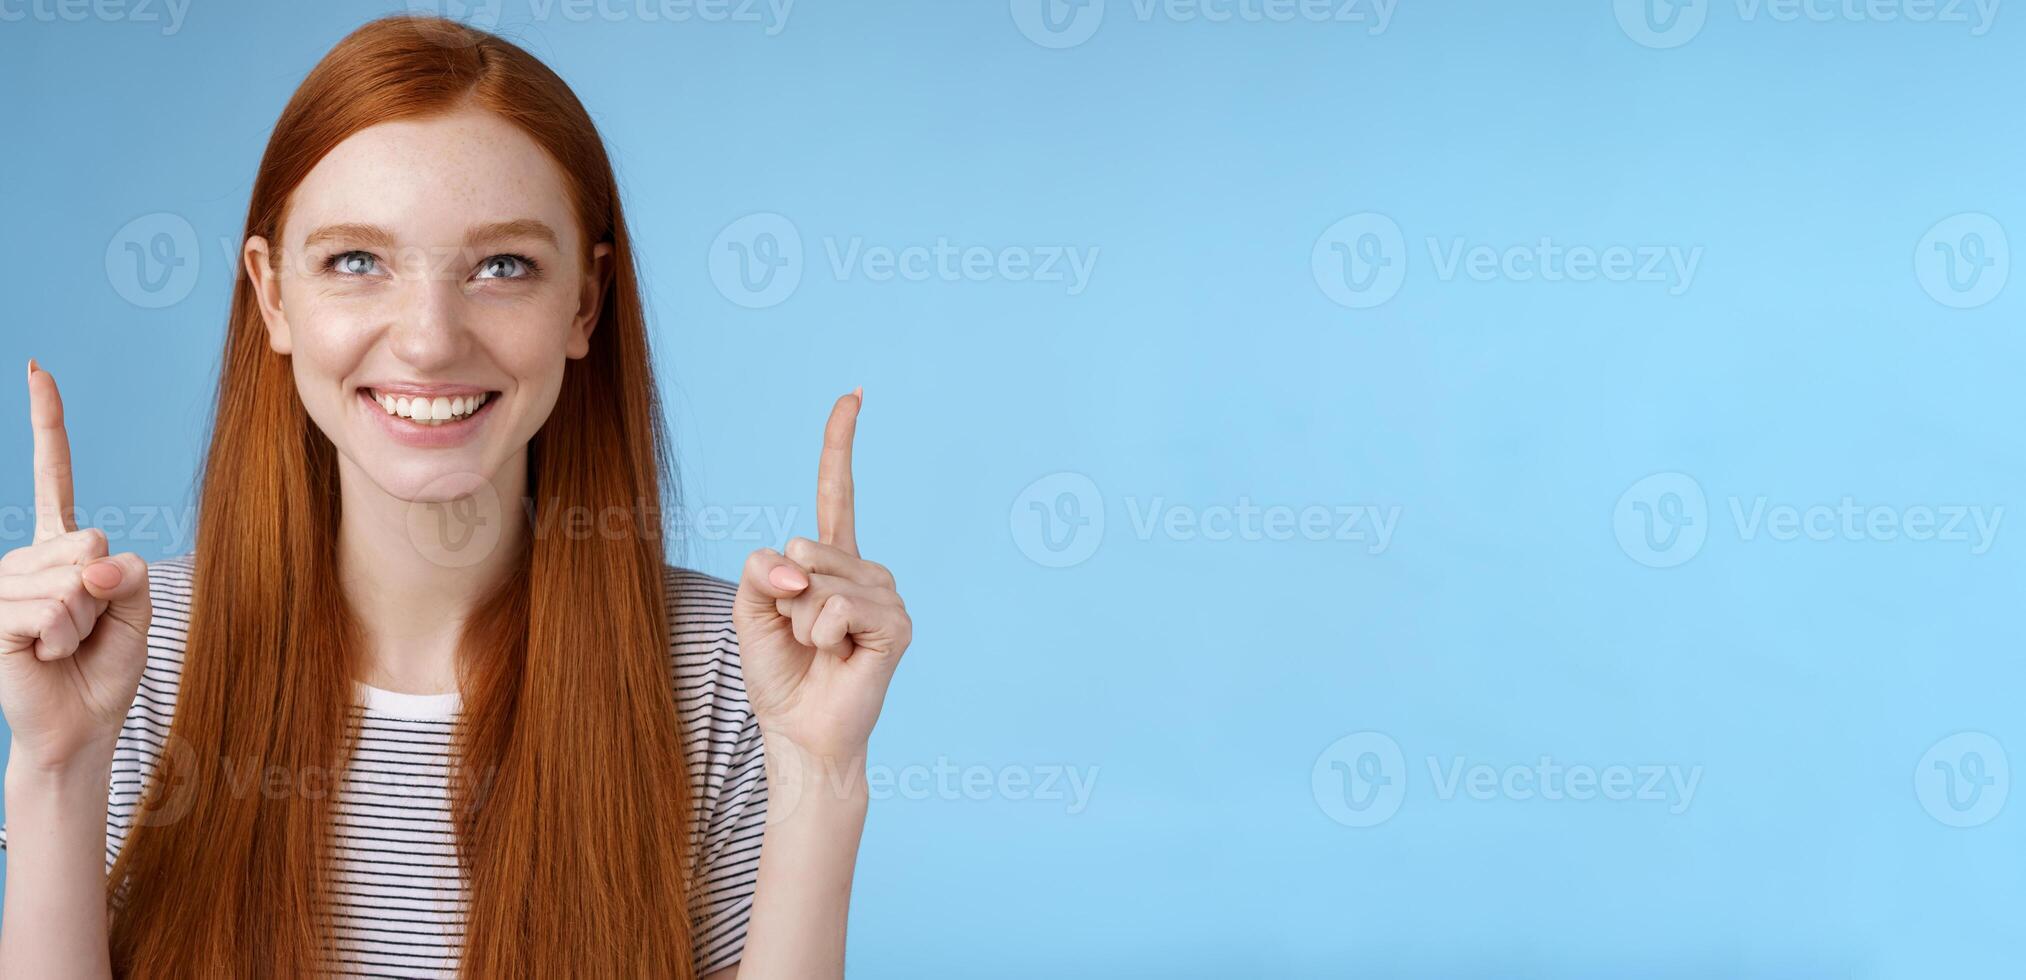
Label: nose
xmin=385 ymin=269 xmax=471 ymax=373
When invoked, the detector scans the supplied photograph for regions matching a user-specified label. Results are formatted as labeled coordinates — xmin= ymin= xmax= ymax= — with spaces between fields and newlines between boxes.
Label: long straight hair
xmin=105 ymin=16 xmax=699 ymax=978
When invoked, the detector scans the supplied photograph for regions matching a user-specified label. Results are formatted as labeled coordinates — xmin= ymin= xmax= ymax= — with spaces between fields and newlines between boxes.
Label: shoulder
xmin=144 ymin=552 xmax=198 ymax=610
xmin=101 ymin=552 xmax=199 ymax=866
xmin=131 ymin=552 xmax=197 ymax=696
xmin=658 ymin=565 xmax=751 ymax=732
xmin=660 ymin=565 xmax=767 ymax=967
xmin=660 ymin=564 xmax=739 ymax=651
xmin=134 ymin=552 xmax=198 ymax=703
xmin=660 ymin=565 xmax=741 ymax=680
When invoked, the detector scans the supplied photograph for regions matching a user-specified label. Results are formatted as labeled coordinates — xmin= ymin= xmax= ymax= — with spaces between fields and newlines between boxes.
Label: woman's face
xmin=244 ymin=106 xmax=610 ymax=504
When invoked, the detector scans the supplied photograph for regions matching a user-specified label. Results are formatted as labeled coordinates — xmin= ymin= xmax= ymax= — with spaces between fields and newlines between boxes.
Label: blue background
xmin=3 ymin=1 xmax=2022 ymax=976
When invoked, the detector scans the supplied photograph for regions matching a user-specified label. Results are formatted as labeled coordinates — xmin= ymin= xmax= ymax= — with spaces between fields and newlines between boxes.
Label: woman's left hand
xmin=733 ymin=390 xmax=911 ymax=764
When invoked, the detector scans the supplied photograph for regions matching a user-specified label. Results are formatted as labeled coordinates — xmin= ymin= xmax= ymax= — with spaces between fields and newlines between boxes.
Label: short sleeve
xmin=666 ymin=567 xmax=769 ymax=976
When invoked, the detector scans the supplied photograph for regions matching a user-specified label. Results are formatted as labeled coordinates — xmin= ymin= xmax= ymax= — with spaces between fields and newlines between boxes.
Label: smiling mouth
xmin=361 ymin=387 xmax=500 ymax=427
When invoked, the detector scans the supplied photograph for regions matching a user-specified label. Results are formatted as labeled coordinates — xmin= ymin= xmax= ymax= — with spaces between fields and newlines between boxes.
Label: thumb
xmin=81 ymin=553 xmax=151 ymax=636
xmin=734 ymin=547 xmax=808 ymax=627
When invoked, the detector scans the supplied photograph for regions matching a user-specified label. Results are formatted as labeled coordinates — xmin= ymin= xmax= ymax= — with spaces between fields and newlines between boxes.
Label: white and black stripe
xmin=2 ymin=554 xmax=767 ymax=977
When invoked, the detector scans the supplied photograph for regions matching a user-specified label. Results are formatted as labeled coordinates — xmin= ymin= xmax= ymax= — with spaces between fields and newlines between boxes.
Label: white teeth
xmin=370 ymin=389 xmax=488 ymax=425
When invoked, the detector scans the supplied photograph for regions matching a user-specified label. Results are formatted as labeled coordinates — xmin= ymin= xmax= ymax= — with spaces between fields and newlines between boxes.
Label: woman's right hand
xmin=0 ymin=361 xmax=152 ymax=773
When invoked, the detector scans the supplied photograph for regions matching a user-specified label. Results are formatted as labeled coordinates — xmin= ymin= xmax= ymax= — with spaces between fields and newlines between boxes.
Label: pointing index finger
xmin=26 ymin=360 xmax=77 ymax=543
xmin=816 ymin=388 xmax=860 ymax=556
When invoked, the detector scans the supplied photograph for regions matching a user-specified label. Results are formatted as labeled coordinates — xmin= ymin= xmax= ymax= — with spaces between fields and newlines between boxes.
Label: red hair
xmin=106 ymin=16 xmax=699 ymax=978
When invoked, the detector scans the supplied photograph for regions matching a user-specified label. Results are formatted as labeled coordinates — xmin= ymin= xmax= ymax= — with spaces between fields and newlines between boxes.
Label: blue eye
xmin=476 ymin=254 xmax=540 ymax=280
xmin=327 ymin=251 xmax=380 ymax=276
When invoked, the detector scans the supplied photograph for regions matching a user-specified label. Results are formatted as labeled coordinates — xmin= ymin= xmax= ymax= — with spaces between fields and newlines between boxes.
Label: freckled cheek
xmin=284 ymin=305 xmax=381 ymax=384
xmin=478 ymin=293 xmax=585 ymax=378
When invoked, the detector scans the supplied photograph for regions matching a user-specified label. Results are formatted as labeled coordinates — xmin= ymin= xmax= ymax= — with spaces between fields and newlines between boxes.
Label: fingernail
xmin=83 ymin=559 xmax=123 ymax=590
xmin=852 ymin=385 xmax=863 ymax=403
xmin=769 ymin=564 xmax=809 ymax=591
xmin=26 ymin=357 xmax=38 ymax=376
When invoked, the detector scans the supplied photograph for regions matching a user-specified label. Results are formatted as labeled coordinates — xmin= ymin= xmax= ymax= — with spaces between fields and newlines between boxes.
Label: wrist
xmin=758 ymin=727 xmax=867 ymax=772
xmin=6 ymin=737 xmax=115 ymax=791
xmin=760 ymin=732 xmax=871 ymax=819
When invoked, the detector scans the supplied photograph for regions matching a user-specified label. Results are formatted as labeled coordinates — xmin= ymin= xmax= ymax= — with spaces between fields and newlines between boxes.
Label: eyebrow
xmin=301 ymin=219 xmax=560 ymax=251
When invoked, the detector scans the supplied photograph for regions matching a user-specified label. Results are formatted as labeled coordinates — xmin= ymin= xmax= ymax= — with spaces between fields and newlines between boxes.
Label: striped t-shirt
xmin=0 ymin=553 xmax=768 ymax=977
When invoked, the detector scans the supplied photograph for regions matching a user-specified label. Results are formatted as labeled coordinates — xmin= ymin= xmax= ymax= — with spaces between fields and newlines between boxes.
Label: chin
xmin=369 ymin=457 xmax=501 ymax=505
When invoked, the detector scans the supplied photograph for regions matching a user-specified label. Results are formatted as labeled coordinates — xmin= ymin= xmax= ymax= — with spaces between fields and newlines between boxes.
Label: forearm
xmin=734 ymin=740 xmax=869 ymax=980
xmin=0 ymin=741 xmax=116 ymax=980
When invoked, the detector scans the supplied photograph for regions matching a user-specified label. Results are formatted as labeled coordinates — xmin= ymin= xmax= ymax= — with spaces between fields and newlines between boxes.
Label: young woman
xmin=0 ymin=15 xmax=910 ymax=979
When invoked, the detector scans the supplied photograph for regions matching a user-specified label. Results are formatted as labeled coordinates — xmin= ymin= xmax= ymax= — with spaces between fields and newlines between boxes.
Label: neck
xmin=334 ymin=453 xmax=528 ymax=696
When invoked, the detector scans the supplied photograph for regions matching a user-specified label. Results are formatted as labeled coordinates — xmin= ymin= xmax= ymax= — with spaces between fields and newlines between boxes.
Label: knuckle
xmin=784 ymin=536 xmax=815 ymax=562
xmin=863 ymin=561 xmax=895 ymax=588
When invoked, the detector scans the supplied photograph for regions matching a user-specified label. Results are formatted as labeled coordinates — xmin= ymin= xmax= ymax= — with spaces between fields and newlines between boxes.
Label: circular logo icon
xmin=403 ymin=471 xmax=508 ymax=569
xmin=1915 ymin=212 xmax=2009 ymax=310
xmin=1614 ymin=0 xmax=1708 ymax=49
xmin=130 ymin=732 xmax=201 ymax=829
xmin=710 ymin=212 xmax=804 ymax=309
xmin=1011 ymin=0 xmax=1104 ymax=49
xmin=1312 ymin=731 xmax=1406 ymax=828
xmin=1613 ymin=471 xmax=1708 ymax=568
xmin=1010 ymin=472 xmax=1104 ymax=568
xmin=106 ymin=212 xmax=201 ymax=309
xmin=1313 ymin=212 xmax=1407 ymax=310
xmin=1915 ymin=731 xmax=2009 ymax=828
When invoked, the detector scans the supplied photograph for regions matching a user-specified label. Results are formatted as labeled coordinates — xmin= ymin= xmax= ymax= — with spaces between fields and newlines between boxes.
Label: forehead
xmin=282 ymin=107 xmax=580 ymax=251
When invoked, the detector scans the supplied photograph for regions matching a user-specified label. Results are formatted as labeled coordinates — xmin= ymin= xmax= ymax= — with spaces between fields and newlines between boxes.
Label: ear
xmin=566 ymin=242 xmax=613 ymax=360
xmin=243 ymin=235 xmax=293 ymax=355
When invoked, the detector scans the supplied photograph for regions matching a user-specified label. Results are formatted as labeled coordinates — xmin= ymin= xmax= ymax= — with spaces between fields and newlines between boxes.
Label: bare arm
xmin=732 ymin=742 xmax=870 ymax=979
xmin=1 ymin=745 xmax=117 ymax=980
